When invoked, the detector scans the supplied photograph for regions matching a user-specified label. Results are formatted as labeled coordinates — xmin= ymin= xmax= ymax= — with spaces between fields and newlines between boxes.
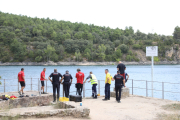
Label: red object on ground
xmin=10 ymin=95 xmax=17 ymax=98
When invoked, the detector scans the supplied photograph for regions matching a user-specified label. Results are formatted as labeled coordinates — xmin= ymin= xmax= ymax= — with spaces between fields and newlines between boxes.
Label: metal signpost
xmin=146 ymin=46 xmax=158 ymax=97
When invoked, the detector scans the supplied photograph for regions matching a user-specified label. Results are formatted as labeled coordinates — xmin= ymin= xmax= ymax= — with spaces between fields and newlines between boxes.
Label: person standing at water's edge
xmin=84 ymin=72 xmax=98 ymax=99
xmin=40 ymin=68 xmax=48 ymax=94
xmin=75 ymin=68 xmax=84 ymax=96
xmin=112 ymin=71 xmax=125 ymax=103
xmin=117 ymin=61 xmax=126 ymax=78
xmin=60 ymin=70 xmax=73 ymax=98
xmin=18 ymin=68 xmax=25 ymax=95
xmin=48 ymin=69 xmax=62 ymax=102
xmin=102 ymin=69 xmax=112 ymax=101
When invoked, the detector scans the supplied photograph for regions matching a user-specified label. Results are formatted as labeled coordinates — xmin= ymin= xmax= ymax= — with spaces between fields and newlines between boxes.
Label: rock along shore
xmin=0 ymin=61 xmax=179 ymax=66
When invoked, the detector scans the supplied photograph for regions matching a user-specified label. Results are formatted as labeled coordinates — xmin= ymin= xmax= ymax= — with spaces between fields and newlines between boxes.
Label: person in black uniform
xmin=60 ymin=70 xmax=73 ymax=98
xmin=112 ymin=71 xmax=125 ymax=103
xmin=48 ymin=69 xmax=62 ymax=102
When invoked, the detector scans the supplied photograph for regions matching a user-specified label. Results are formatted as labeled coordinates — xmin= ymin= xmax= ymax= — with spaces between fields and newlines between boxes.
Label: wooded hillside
xmin=0 ymin=11 xmax=180 ymax=62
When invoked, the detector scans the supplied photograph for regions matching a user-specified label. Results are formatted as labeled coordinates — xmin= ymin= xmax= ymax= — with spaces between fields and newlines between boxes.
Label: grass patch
xmin=0 ymin=114 xmax=20 ymax=120
xmin=156 ymin=113 xmax=180 ymax=120
xmin=162 ymin=103 xmax=180 ymax=111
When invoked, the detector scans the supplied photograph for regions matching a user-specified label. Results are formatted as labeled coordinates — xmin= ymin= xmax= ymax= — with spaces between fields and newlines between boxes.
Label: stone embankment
xmin=0 ymin=91 xmax=90 ymax=119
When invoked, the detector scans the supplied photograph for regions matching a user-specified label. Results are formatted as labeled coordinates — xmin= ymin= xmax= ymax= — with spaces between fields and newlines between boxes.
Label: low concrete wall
xmin=110 ymin=87 xmax=129 ymax=99
xmin=0 ymin=95 xmax=53 ymax=110
xmin=0 ymin=101 xmax=90 ymax=119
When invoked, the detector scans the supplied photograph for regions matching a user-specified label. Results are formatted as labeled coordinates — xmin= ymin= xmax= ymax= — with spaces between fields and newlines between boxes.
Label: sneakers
xmin=18 ymin=91 xmax=21 ymax=95
xmin=102 ymin=98 xmax=108 ymax=101
xmin=108 ymin=98 xmax=110 ymax=100
xmin=93 ymin=97 xmax=97 ymax=99
xmin=22 ymin=92 xmax=25 ymax=95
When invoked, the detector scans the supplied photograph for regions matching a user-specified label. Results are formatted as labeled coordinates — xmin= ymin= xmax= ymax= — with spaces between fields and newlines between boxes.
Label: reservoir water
xmin=0 ymin=65 xmax=180 ymax=101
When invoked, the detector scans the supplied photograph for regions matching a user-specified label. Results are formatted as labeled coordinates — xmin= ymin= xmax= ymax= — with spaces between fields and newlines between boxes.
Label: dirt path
xmin=82 ymin=95 xmax=178 ymax=120
xmin=21 ymin=95 xmax=179 ymax=120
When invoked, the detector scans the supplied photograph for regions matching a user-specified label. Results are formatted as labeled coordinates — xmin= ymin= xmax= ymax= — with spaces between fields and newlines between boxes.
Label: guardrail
xmin=0 ymin=78 xmax=179 ymax=100
xmin=127 ymin=79 xmax=180 ymax=100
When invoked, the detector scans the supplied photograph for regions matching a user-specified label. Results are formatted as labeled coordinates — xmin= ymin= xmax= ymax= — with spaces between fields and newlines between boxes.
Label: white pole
xmin=151 ymin=56 xmax=154 ymax=97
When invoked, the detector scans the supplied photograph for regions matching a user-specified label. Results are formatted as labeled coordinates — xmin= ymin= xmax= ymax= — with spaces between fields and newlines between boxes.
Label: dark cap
xmin=77 ymin=68 xmax=81 ymax=71
xmin=21 ymin=68 xmax=24 ymax=71
xmin=117 ymin=71 xmax=120 ymax=73
xmin=66 ymin=70 xmax=69 ymax=72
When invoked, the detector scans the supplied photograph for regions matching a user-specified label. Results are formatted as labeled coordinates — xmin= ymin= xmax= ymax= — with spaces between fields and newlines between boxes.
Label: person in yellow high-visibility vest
xmin=84 ymin=71 xmax=98 ymax=99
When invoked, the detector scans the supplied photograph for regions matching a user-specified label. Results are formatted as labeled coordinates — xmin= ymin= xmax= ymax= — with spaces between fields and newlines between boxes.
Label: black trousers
xmin=63 ymin=82 xmax=70 ymax=97
xmin=105 ymin=83 xmax=111 ymax=99
xmin=92 ymin=84 xmax=97 ymax=98
xmin=115 ymin=85 xmax=122 ymax=101
xmin=53 ymin=83 xmax=60 ymax=100
xmin=76 ymin=83 xmax=83 ymax=96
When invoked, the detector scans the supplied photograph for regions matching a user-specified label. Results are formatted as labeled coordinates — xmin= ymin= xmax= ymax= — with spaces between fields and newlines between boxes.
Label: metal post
xmin=63 ymin=84 xmax=64 ymax=97
xmin=151 ymin=56 xmax=154 ymax=97
xmin=18 ymin=80 xmax=19 ymax=92
xmin=4 ymin=79 xmax=5 ymax=93
xmin=38 ymin=78 xmax=39 ymax=91
xmin=31 ymin=78 xmax=32 ymax=91
xmin=98 ymin=80 xmax=100 ymax=94
xmin=46 ymin=80 xmax=47 ymax=93
xmin=83 ymin=83 xmax=85 ymax=98
xmin=132 ymin=79 xmax=133 ymax=95
xmin=39 ymin=78 xmax=41 ymax=96
xmin=146 ymin=81 xmax=148 ymax=97
xmin=162 ymin=82 xmax=164 ymax=99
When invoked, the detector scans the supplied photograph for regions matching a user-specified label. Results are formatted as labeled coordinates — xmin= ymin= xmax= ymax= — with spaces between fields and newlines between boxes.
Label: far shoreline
xmin=0 ymin=61 xmax=179 ymax=66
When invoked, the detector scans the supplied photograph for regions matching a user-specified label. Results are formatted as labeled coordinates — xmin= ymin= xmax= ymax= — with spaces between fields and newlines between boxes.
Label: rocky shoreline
xmin=0 ymin=61 xmax=179 ymax=66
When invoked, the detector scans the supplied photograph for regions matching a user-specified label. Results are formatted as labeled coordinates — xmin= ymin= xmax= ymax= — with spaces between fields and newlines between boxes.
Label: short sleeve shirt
xmin=105 ymin=73 xmax=112 ymax=84
xmin=76 ymin=72 xmax=84 ymax=84
xmin=113 ymin=74 xmax=124 ymax=85
xmin=49 ymin=72 xmax=62 ymax=84
xmin=18 ymin=71 xmax=25 ymax=82
xmin=117 ymin=63 xmax=126 ymax=74
xmin=40 ymin=71 xmax=45 ymax=81
xmin=63 ymin=74 xmax=73 ymax=83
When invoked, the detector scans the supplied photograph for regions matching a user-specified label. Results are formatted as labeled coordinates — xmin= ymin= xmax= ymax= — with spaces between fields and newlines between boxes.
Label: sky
xmin=0 ymin=0 xmax=180 ymax=36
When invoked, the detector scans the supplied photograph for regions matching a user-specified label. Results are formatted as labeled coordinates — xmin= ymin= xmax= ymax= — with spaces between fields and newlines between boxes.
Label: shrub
xmin=154 ymin=57 xmax=159 ymax=62
xmin=118 ymin=44 xmax=129 ymax=53
xmin=133 ymin=44 xmax=140 ymax=49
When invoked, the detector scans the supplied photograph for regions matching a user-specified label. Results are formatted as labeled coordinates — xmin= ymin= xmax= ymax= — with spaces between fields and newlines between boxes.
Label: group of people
xmin=17 ymin=61 xmax=129 ymax=103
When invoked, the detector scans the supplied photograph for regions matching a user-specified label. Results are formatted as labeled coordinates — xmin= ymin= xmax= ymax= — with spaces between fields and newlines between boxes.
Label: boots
xmin=53 ymin=95 xmax=56 ymax=102
xmin=57 ymin=95 xmax=59 ymax=102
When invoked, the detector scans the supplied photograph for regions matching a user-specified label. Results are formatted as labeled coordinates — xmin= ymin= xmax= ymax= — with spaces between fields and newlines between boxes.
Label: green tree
xmin=45 ymin=45 xmax=55 ymax=61
xmin=173 ymin=26 xmax=180 ymax=39
xmin=35 ymin=56 xmax=42 ymax=62
xmin=96 ymin=44 xmax=106 ymax=61
xmin=118 ymin=44 xmax=128 ymax=53
xmin=75 ymin=51 xmax=81 ymax=62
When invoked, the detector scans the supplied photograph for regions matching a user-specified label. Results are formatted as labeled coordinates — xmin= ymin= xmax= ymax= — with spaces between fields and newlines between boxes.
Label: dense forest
xmin=0 ymin=11 xmax=180 ymax=63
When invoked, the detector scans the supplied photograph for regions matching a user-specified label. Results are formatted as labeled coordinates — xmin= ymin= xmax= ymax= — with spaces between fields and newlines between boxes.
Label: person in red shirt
xmin=18 ymin=68 xmax=25 ymax=95
xmin=75 ymin=68 xmax=85 ymax=96
xmin=40 ymin=68 xmax=48 ymax=94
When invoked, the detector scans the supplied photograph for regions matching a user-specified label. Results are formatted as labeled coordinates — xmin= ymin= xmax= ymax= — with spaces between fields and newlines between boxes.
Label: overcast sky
xmin=0 ymin=0 xmax=180 ymax=35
